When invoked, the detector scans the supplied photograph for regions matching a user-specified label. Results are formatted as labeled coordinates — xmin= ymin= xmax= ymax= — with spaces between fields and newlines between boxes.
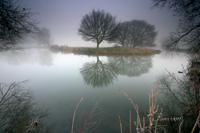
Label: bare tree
xmin=152 ymin=0 xmax=200 ymax=54
xmin=110 ymin=20 xmax=157 ymax=47
xmin=78 ymin=10 xmax=118 ymax=49
xmin=109 ymin=21 xmax=130 ymax=47
xmin=0 ymin=81 xmax=50 ymax=133
xmin=0 ymin=0 xmax=37 ymax=49
xmin=127 ymin=20 xmax=157 ymax=47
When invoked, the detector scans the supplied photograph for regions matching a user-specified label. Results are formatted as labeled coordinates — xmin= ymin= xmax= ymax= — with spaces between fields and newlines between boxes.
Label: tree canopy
xmin=0 ymin=0 xmax=37 ymax=49
xmin=78 ymin=10 xmax=118 ymax=48
xmin=109 ymin=21 xmax=130 ymax=47
xmin=111 ymin=20 xmax=157 ymax=47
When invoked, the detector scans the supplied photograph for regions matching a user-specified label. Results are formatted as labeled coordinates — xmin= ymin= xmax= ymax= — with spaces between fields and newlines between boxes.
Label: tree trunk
xmin=97 ymin=43 xmax=100 ymax=49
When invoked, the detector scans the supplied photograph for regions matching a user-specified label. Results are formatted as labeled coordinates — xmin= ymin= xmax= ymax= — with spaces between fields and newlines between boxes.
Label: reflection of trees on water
xmin=108 ymin=56 xmax=152 ymax=77
xmin=0 ymin=82 xmax=50 ymax=133
xmin=80 ymin=56 xmax=118 ymax=88
xmin=80 ymin=55 xmax=153 ymax=88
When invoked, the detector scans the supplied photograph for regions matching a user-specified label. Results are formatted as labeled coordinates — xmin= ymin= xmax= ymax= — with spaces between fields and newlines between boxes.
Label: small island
xmin=50 ymin=45 xmax=161 ymax=56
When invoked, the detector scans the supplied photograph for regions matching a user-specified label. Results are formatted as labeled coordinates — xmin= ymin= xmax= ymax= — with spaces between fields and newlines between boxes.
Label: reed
xmin=71 ymin=98 xmax=84 ymax=133
xmin=71 ymin=100 xmax=102 ymax=133
xmin=120 ymin=82 xmax=184 ymax=133
xmin=118 ymin=115 xmax=123 ymax=133
xmin=129 ymin=111 xmax=132 ymax=133
xmin=81 ymin=102 xmax=101 ymax=133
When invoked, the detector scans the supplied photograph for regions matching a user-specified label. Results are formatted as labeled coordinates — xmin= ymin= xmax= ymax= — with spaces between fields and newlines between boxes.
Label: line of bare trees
xmin=78 ymin=9 xmax=157 ymax=49
xmin=111 ymin=20 xmax=157 ymax=47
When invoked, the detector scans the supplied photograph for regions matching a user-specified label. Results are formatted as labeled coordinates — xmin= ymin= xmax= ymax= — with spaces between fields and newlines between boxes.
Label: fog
xmin=0 ymin=49 xmax=53 ymax=66
xmin=20 ymin=27 xmax=53 ymax=48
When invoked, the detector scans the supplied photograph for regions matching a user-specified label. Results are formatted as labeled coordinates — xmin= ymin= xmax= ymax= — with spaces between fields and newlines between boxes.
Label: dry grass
xmin=71 ymin=99 xmax=102 ymax=133
xmin=119 ymin=83 xmax=184 ymax=133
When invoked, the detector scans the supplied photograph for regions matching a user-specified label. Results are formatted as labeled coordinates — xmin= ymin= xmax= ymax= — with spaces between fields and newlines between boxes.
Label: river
xmin=0 ymin=48 xmax=189 ymax=132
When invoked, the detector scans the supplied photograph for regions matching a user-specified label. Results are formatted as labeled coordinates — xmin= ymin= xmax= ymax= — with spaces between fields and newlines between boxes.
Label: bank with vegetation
xmin=50 ymin=45 xmax=161 ymax=56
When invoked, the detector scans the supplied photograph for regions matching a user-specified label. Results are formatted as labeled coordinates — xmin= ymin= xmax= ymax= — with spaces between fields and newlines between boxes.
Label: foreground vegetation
xmin=1 ymin=57 xmax=199 ymax=132
xmin=50 ymin=45 xmax=161 ymax=56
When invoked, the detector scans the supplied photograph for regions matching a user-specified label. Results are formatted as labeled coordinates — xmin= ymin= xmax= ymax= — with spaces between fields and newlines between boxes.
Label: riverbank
xmin=50 ymin=45 xmax=161 ymax=56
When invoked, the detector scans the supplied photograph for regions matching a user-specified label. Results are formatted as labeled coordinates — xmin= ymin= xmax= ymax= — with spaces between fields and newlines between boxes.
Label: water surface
xmin=0 ymin=48 xmax=188 ymax=132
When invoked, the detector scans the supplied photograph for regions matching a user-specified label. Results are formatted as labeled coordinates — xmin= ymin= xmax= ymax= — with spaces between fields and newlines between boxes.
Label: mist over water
xmin=1 ymin=0 xmax=198 ymax=131
xmin=0 ymin=49 xmax=53 ymax=66
xmin=0 ymin=48 xmax=188 ymax=132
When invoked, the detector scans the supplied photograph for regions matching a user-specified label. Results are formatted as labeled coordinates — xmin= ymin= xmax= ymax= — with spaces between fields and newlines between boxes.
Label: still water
xmin=0 ymin=48 xmax=188 ymax=132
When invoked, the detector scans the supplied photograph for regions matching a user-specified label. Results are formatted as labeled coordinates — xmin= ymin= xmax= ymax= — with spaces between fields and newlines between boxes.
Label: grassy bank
xmin=50 ymin=45 xmax=161 ymax=56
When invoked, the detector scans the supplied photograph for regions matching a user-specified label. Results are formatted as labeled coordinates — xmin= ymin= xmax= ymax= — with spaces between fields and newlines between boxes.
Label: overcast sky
xmin=19 ymin=0 xmax=179 ymax=47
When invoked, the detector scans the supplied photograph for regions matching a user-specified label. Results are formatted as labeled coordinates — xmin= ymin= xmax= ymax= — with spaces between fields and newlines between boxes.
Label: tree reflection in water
xmin=108 ymin=56 xmax=152 ymax=77
xmin=80 ymin=55 xmax=153 ymax=88
xmin=0 ymin=81 xmax=50 ymax=133
xmin=80 ymin=56 xmax=118 ymax=88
